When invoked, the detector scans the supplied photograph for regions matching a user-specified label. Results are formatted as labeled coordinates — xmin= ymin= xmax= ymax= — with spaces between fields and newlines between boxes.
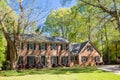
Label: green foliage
xmin=0 ymin=31 xmax=5 ymax=67
xmin=45 ymin=8 xmax=85 ymax=42
xmin=0 ymin=67 xmax=109 ymax=76
xmin=0 ymin=67 xmax=120 ymax=80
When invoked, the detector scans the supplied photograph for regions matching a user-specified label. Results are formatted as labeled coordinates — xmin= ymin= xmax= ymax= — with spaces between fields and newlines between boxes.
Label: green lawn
xmin=0 ymin=67 xmax=120 ymax=80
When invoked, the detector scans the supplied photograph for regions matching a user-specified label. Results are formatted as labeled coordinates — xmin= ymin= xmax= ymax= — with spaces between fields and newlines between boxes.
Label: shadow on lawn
xmin=0 ymin=67 xmax=108 ymax=76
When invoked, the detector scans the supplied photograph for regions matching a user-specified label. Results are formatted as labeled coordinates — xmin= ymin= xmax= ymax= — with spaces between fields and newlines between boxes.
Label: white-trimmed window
xmin=71 ymin=56 xmax=77 ymax=62
xmin=50 ymin=44 xmax=58 ymax=50
xmin=61 ymin=56 xmax=68 ymax=64
xmin=40 ymin=55 xmax=47 ymax=65
xmin=94 ymin=56 xmax=100 ymax=62
xmin=51 ymin=56 xmax=58 ymax=64
xmin=61 ymin=44 xmax=68 ymax=50
xmin=27 ymin=55 xmax=36 ymax=66
xmin=87 ymin=46 xmax=93 ymax=51
xmin=81 ymin=56 xmax=88 ymax=62
xmin=39 ymin=43 xmax=47 ymax=50
xmin=27 ymin=43 xmax=36 ymax=50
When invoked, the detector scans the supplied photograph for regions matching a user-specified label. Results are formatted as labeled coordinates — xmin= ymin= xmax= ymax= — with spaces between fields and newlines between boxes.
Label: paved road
xmin=97 ymin=65 xmax=120 ymax=75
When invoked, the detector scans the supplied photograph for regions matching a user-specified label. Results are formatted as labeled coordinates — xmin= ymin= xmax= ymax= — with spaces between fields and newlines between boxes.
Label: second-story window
xmin=50 ymin=44 xmax=58 ymax=50
xmin=39 ymin=43 xmax=47 ymax=50
xmin=27 ymin=43 xmax=36 ymax=50
xmin=61 ymin=44 xmax=68 ymax=50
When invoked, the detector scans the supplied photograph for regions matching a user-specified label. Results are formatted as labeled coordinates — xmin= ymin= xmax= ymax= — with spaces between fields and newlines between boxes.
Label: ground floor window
xmin=94 ymin=56 xmax=100 ymax=62
xmin=70 ymin=55 xmax=77 ymax=62
xmin=51 ymin=56 xmax=58 ymax=64
xmin=40 ymin=56 xmax=47 ymax=66
xmin=81 ymin=56 xmax=88 ymax=62
xmin=61 ymin=56 xmax=68 ymax=65
xmin=27 ymin=55 xmax=36 ymax=67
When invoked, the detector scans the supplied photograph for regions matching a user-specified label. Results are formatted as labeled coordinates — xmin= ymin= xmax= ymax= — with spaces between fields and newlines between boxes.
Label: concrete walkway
xmin=97 ymin=65 xmax=120 ymax=75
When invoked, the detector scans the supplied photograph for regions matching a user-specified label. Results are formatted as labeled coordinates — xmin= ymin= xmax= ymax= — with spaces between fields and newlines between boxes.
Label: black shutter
xmin=61 ymin=44 xmax=62 ymax=50
xmin=66 ymin=44 xmax=68 ymax=50
xmin=27 ymin=43 xmax=29 ymax=50
xmin=27 ymin=56 xmax=29 ymax=65
xmin=45 ymin=43 xmax=47 ymax=50
xmin=56 ymin=44 xmax=58 ymax=50
xmin=34 ymin=43 xmax=36 ymax=50
xmin=39 ymin=43 xmax=41 ymax=50
xmin=50 ymin=44 xmax=52 ymax=50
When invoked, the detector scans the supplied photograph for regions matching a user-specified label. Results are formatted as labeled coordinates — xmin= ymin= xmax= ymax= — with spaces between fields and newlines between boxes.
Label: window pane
xmin=94 ymin=56 xmax=100 ymax=62
xmin=87 ymin=46 xmax=93 ymax=51
xmin=41 ymin=43 xmax=45 ymax=50
xmin=61 ymin=44 xmax=67 ymax=50
xmin=71 ymin=56 xmax=77 ymax=61
xmin=81 ymin=56 xmax=88 ymax=62
xmin=51 ymin=56 xmax=58 ymax=64
xmin=27 ymin=56 xmax=35 ymax=65
xmin=40 ymin=43 xmax=47 ymax=50
xmin=27 ymin=43 xmax=35 ymax=50
xmin=61 ymin=56 xmax=68 ymax=64
xmin=50 ymin=44 xmax=58 ymax=50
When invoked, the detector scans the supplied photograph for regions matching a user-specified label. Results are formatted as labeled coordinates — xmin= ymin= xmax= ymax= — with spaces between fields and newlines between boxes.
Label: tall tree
xmin=0 ymin=0 xmax=49 ymax=69
xmin=78 ymin=0 xmax=120 ymax=37
xmin=45 ymin=7 xmax=86 ymax=42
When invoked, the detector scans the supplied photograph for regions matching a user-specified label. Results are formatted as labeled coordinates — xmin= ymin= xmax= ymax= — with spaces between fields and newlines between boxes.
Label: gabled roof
xmin=20 ymin=34 xmax=69 ymax=43
xmin=70 ymin=41 xmax=102 ymax=56
xmin=70 ymin=41 xmax=88 ymax=54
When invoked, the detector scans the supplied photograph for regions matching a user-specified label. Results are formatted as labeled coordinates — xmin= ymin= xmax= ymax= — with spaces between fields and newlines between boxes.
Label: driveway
xmin=97 ymin=65 xmax=120 ymax=75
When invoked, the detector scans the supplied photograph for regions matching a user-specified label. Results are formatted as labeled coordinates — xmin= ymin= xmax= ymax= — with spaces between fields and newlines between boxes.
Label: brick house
xmin=70 ymin=41 xmax=103 ymax=67
xmin=17 ymin=34 xmax=103 ymax=69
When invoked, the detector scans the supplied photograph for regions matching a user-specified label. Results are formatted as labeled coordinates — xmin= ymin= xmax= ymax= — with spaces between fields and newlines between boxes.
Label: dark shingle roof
xmin=70 ymin=41 xmax=89 ymax=54
xmin=20 ymin=34 xmax=69 ymax=43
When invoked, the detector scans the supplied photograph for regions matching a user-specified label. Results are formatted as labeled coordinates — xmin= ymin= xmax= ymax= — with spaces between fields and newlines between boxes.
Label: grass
xmin=0 ymin=67 xmax=120 ymax=80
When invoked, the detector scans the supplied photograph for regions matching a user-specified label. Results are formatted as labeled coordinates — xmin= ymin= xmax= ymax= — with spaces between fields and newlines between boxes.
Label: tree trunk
xmin=6 ymin=39 xmax=18 ymax=69
xmin=117 ymin=21 xmax=120 ymax=38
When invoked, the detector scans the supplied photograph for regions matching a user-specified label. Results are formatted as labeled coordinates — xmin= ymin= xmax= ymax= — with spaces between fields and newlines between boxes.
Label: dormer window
xmin=87 ymin=46 xmax=93 ymax=51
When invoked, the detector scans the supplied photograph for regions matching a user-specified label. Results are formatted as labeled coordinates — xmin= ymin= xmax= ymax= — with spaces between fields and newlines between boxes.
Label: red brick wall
xmin=18 ymin=42 xmax=69 ymax=68
xmin=78 ymin=43 xmax=103 ymax=66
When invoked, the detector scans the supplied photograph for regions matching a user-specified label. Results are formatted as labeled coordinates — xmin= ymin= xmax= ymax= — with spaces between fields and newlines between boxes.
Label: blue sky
xmin=8 ymin=0 xmax=77 ymax=32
